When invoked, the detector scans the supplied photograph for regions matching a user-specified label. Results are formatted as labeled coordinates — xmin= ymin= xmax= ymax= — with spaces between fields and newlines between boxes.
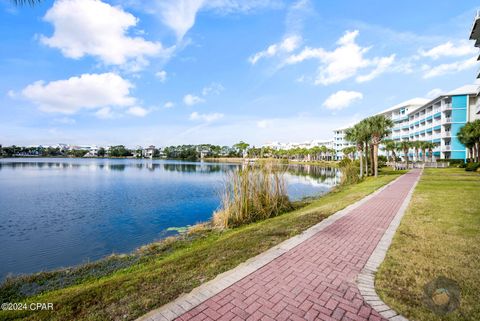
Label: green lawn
xmin=376 ymin=168 xmax=480 ymax=321
xmin=0 ymin=169 xmax=402 ymax=321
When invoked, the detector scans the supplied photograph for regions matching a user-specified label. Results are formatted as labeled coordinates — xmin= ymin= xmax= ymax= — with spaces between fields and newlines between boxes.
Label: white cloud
xmin=323 ymin=90 xmax=363 ymax=110
xmin=189 ymin=111 xmax=224 ymax=122
xmin=126 ymin=106 xmax=149 ymax=117
xmin=53 ymin=117 xmax=76 ymax=124
xmin=183 ymin=94 xmax=205 ymax=106
xmin=202 ymin=82 xmax=224 ymax=96
xmin=22 ymin=72 xmax=136 ymax=115
xmin=7 ymin=89 xmax=17 ymax=99
xmin=155 ymin=70 xmax=167 ymax=82
xmin=153 ymin=0 xmax=205 ymax=40
xmin=249 ymin=35 xmax=302 ymax=64
xmin=356 ymin=54 xmax=395 ymax=83
xmin=164 ymin=101 xmax=175 ymax=108
xmin=41 ymin=0 xmax=165 ymax=70
xmin=426 ymin=88 xmax=443 ymax=98
xmin=285 ymin=30 xmax=397 ymax=85
xmin=419 ymin=40 xmax=477 ymax=60
xmin=256 ymin=120 xmax=270 ymax=128
xmin=95 ymin=107 xmax=116 ymax=119
xmin=423 ymin=57 xmax=477 ymax=78
xmin=150 ymin=0 xmax=283 ymax=40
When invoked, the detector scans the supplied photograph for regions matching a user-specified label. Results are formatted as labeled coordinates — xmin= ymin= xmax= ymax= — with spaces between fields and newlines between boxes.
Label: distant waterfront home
xmin=143 ymin=145 xmax=156 ymax=159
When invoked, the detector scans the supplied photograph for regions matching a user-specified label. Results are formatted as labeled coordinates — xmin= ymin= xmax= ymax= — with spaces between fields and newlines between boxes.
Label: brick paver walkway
xmin=174 ymin=170 xmax=420 ymax=321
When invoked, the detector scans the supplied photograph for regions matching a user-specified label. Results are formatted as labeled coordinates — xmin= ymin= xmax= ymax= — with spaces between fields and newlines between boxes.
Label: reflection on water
xmin=0 ymin=158 xmax=339 ymax=279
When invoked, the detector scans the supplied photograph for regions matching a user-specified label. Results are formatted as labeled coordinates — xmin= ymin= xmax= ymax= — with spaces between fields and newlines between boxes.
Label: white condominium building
xmin=470 ymin=10 xmax=480 ymax=82
xmin=333 ymin=127 xmax=354 ymax=160
xmin=334 ymin=85 xmax=480 ymax=161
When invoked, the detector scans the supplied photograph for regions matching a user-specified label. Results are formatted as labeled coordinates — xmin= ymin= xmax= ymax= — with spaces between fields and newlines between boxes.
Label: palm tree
xmin=318 ymin=146 xmax=326 ymax=161
xmin=411 ymin=141 xmax=422 ymax=162
xmin=365 ymin=115 xmax=394 ymax=177
xmin=473 ymin=120 xmax=480 ymax=162
xmin=383 ymin=139 xmax=397 ymax=163
xmin=345 ymin=123 xmax=368 ymax=178
xmin=419 ymin=141 xmax=428 ymax=162
xmin=458 ymin=122 xmax=477 ymax=162
xmin=342 ymin=146 xmax=356 ymax=160
xmin=423 ymin=142 xmax=436 ymax=162
xmin=397 ymin=141 xmax=412 ymax=166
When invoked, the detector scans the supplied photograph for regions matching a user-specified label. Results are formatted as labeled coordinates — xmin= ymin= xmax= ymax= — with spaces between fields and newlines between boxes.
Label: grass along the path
xmin=0 ymin=168 xmax=403 ymax=321
xmin=376 ymin=168 xmax=480 ymax=321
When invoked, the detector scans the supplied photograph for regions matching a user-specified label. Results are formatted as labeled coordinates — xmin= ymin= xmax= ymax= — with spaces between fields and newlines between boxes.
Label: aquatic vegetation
xmin=213 ymin=162 xmax=292 ymax=228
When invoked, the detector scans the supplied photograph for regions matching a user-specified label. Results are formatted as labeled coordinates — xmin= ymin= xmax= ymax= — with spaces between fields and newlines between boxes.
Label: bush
xmin=378 ymin=155 xmax=388 ymax=162
xmin=338 ymin=158 xmax=352 ymax=168
xmin=465 ymin=162 xmax=480 ymax=172
xmin=378 ymin=155 xmax=387 ymax=168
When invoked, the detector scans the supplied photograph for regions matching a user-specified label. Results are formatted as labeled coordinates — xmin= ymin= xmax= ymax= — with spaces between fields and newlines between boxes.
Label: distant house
xmin=143 ymin=145 xmax=156 ymax=159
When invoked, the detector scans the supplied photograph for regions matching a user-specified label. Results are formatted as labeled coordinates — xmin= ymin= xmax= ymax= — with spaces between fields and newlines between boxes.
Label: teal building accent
xmin=451 ymin=95 xmax=467 ymax=108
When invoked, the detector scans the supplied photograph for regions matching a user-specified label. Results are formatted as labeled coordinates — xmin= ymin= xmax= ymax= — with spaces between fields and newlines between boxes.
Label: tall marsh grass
xmin=338 ymin=158 xmax=361 ymax=185
xmin=212 ymin=162 xmax=292 ymax=228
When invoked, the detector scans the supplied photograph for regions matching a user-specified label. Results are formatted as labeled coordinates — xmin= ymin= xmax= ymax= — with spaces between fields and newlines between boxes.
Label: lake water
xmin=0 ymin=158 xmax=339 ymax=279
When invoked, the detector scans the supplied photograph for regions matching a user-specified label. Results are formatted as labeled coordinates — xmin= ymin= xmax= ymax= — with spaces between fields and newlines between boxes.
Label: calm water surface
xmin=0 ymin=158 xmax=339 ymax=279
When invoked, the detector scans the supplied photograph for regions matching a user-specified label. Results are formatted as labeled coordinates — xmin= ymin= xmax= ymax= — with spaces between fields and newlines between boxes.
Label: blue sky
xmin=1 ymin=0 xmax=479 ymax=147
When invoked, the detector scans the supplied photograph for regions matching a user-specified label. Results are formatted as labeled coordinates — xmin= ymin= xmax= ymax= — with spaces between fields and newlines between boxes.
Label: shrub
xmin=378 ymin=155 xmax=388 ymax=163
xmin=378 ymin=155 xmax=387 ymax=168
xmin=212 ymin=162 xmax=292 ymax=228
xmin=465 ymin=162 xmax=480 ymax=172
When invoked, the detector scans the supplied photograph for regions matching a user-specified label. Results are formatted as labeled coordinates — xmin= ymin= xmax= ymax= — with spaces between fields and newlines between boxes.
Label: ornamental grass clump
xmin=338 ymin=158 xmax=361 ymax=186
xmin=212 ymin=162 xmax=292 ymax=228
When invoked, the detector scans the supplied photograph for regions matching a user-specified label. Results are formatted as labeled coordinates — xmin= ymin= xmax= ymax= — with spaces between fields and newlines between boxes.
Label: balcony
xmin=444 ymin=117 xmax=452 ymax=123
xmin=443 ymin=145 xmax=451 ymax=151
xmin=441 ymin=103 xmax=452 ymax=111
xmin=442 ymin=131 xmax=451 ymax=137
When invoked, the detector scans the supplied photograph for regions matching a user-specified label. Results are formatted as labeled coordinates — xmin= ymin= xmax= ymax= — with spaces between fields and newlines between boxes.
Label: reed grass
xmin=338 ymin=158 xmax=361 ymax=185
xmin=212 ymin=162 xmax=292 ymax=228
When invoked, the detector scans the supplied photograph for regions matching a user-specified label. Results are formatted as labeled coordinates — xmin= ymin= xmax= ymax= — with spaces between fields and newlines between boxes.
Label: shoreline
xmin=0 ymin=169 xmax=402 ymax=321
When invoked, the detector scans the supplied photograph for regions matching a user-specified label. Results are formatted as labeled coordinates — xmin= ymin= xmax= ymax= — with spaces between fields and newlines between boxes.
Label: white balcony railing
xmin=443 ymin=145 xmax=451 ymax=151
xmin=441 ymin=103 xmax=452 ymax=111
xmin=442 ymin=131 xmax=451 ymax=137
xmin=444 ymin=117 xmax=452 ymax=123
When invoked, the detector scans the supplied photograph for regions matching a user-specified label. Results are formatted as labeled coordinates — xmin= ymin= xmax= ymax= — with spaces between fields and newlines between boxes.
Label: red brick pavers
xmin=176 ymin=170 xmax=421 ymax=321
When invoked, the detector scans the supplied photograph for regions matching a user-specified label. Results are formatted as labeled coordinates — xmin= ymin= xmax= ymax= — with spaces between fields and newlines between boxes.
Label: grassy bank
xmin=0 ymin=168 xmax=403 ymax=321
xmin=376 ymin=168 xmax=480 ymax=321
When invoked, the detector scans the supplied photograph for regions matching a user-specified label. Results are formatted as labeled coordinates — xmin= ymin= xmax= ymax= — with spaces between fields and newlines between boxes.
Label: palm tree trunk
xmin=373 ymin=143 xmax=379 ymax=177
xmin=370 ymin=145 xmax=374 ymax=175
xmin=359 ymin=148 xmax=364 ymax=178
xmin=365 ymin=143 xmax=369 ymax=176
xmin=474 ymin=142 xmax=479 ymax=162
